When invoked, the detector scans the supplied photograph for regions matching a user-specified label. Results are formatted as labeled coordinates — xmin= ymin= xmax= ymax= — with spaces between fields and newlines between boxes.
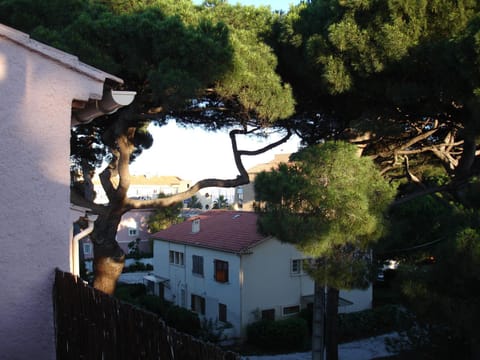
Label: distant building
xmin=82 ymin=209 xmax=154 ymax=261
xmin=150 ymin=210 xmax=372 ymax=340
xmin=233 ymin=153 xmax=291 ymax=211
xmin=92 ymin=174 xmax=192 ymax=204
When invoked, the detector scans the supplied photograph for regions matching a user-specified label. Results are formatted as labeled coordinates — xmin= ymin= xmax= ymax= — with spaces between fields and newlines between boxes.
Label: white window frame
xmin=128 ymin=228 xmax=138 ymax=237
xmin=169 ymin=250 xmax=184 ymax=266
xmin=291 ymin=259 xmax=303 ymax=275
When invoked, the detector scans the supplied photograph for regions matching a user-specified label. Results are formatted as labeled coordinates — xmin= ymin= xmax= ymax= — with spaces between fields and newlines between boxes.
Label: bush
xmin=140 ymin=295 xmax=169 ymax=315
xmin=115 ymin=283 xmax=147 ymax=305
xmin=337 ymin=304 xmax=414 ymax=342
xmin=115 ymin=284 xmax=201 ymax=337
xmin=246 ymin=317 xmax=308 ymax=353
xmin=164 ymin=305 xmax=201 ymax=336
xmin=123 ymin=261 xmax=154 ymax=273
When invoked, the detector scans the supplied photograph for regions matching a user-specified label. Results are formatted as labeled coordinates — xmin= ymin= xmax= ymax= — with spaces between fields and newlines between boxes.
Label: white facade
xmin=0 ymin=24 xmax=127 ymax=359
xmin=154 ymin=241 xmax=242 ymax=337
xmin=153 ymin=236 xmax=372 ymax=339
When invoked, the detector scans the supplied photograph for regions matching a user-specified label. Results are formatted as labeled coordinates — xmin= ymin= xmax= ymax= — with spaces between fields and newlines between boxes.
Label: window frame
xmin=214 ymin=259 xmax=229 ymax=283
xmin=169 ymin=250 xmax=184 ymax=266
xmin=261 ymin=309 xmax=275 ymax=321
xmin=282 ymin=305 xmax=301 ymax=316
xmin=191 ymin=294 xmax=206 ymax=315
xmin=218 ymin=303 xmax=227 ymax=323
xmin=192 ymin=255 xmax=204 ymax=276
xmin=291 ymin=259 xmax=303 ymax=275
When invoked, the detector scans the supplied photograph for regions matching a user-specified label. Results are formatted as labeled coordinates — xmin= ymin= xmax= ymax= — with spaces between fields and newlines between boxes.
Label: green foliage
xmin=115 ymin=283 xmax=202 ymax=336
xmin=300 ymin=303 xmax=414 ymax=343
xmin=122 ymin=261 xmax=153 ymax=273
xmin=380 ymin=179 xmax=480 ymax=356
xmin=212 ymin=194 xmax=229 ymax=209
xmin=246 ymin=317 xmax=309 ymax=353
xmin=164 ymin=305 xmax=201 ymax=336
xmin=147 ymin=195 xmax=184 ymax=233
xmin=198 ymin=318 xmax=232 ymax=344
xmin=186 ymin=195 xmax=203 ymax=209
xmin=337 ymin=305 xmax=414 ymax=343
xmin=255 ymin=141 xmax=396 ymax=259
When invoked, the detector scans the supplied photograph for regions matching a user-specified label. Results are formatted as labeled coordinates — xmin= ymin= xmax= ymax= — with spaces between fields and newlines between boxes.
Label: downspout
xmin=239 ymin=253 xmax=244 ymax=338
xmin=70 ymin=213 xmax=98 ymax=276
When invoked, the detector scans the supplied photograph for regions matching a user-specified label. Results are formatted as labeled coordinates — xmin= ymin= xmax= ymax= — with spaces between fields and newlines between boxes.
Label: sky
xmin=193 ymin=0 xmax=299 ymax=11
xmin=130 ymin=0 xmax=302 ymax=183
xmin=130 ymin=121 xmax=301 ymax=183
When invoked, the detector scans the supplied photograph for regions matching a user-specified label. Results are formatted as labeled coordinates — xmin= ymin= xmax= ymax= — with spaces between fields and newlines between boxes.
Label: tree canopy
xmin=275 ymin=0 xmax=480 ymax=190
xmin=1 ymin=0 xmax=298 ymax=293
xmin=255 ymin=141 xmax=396 ymax=282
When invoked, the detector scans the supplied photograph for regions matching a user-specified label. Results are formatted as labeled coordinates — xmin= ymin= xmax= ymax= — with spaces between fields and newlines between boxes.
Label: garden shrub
xmin=164 ymin=305 xmax=201 ymax=336
xmin=114 ymin=283 xmax=147 ymax=305
xmin=123 ymin=261 xmax=154 ymax=273
xmin=116 ymin=284 xmax=202 ymax=337
xmin=246 ymin=317 xmax=308 ymax=352
xmin=140 ymin=295 xmax=169 ymax=316
xmin=337 ymin=304 xmax=414 ymax=342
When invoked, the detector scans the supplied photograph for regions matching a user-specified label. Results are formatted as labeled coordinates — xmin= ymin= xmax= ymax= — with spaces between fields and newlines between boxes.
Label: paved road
xmin=242 ymin=333 xmax=400 ymax=360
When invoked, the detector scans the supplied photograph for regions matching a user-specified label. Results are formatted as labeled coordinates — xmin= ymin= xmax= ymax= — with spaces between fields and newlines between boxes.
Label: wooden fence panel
xmin=53 ymin=269 xmax=241 ymax=360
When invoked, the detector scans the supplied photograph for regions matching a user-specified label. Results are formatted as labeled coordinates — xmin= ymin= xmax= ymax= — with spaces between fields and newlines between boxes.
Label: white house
xmin=0 ymin=24 xmax=134 ymax=359
xmin=151 ymin=210 xmax=372 ymax=340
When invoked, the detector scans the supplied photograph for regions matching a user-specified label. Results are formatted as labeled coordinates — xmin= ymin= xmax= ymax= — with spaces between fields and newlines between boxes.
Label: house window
xmin=169 ymin=250 xmax=184 ymax=266
xmin=180 ymin=289 xmax=186 ymax=307
xmin=191 ymin=294 xmax=205 ymax=315
xmin=283 ymin=305 xmax=300 ymax=316
xmin=261 ymin=309 xmax=275 ymax=321
xmin=214 ymin=259 xmax=229 ymax=283
xmin=128 ymin=228 xmax=138 ymax=236
xmin=192 ymin=255 xmax=204 ymax=276
xmin=83 ymin=243 xmax=92 ymax=256
xmin=291 ymin=259 xmax=303 ymax=275
xmin=219 ymin=303 xmax=227 ymax=323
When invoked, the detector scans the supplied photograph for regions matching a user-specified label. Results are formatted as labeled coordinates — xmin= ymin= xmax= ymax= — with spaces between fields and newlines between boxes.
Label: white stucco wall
xmin=242 ymin=238 xmax=373 ymax=331
xmin=0 ymin=25 xmax=120 ymax=359
xmin=154 ymin=237 xmax=373 ymax=339
xmin=241 ymin=238 xmax=314 ymax=327
xmin=153 ymin=240 xmax=243 ymax=336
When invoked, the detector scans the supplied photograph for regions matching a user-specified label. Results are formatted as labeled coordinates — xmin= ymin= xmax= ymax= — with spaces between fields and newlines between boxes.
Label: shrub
xmin=337 ymin=304 xmax=414 ymax=342
xmin=123 ymin=261 xmax=154 ymax=273
xmin=246 ymin=317 xmax=308 ymax=352
xmin=114 ymin=283 xmax=147 ymax=305
xmin=164 ymin=305 xmax=201 ymax=336
xmin=140 ymin=295 xmax=169 ymax=316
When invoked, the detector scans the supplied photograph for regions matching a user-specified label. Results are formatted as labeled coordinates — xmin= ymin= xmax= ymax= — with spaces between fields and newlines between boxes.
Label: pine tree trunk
xmin=326 ymin=287 xmax=339 ymax=360
xmin=90 ymin=214 xmax=125 ymax=295
xmin=312 ymin=280 xmax=325 ymax=360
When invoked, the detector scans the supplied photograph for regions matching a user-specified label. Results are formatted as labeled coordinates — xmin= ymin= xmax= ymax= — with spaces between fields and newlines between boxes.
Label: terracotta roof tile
xmin=151 ymin=210 xmax=266 ymax=253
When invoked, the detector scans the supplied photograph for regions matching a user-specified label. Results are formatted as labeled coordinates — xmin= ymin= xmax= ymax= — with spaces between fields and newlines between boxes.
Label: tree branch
xmin=115 ymin=128 xmax=135 ymax=200
xmin=124 ymin=128 xmax=293 ymax=210
xmin=70 ymin=189 xmax=108 ymax=215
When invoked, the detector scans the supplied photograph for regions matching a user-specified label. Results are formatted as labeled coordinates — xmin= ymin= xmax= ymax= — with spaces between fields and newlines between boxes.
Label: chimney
xmin=191 ymin=217 xmax=200 ymax=233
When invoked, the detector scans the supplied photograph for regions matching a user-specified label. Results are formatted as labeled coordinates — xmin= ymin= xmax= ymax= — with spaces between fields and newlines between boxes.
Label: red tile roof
xmin=151 ymin=210 xmax=267 ymax=253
